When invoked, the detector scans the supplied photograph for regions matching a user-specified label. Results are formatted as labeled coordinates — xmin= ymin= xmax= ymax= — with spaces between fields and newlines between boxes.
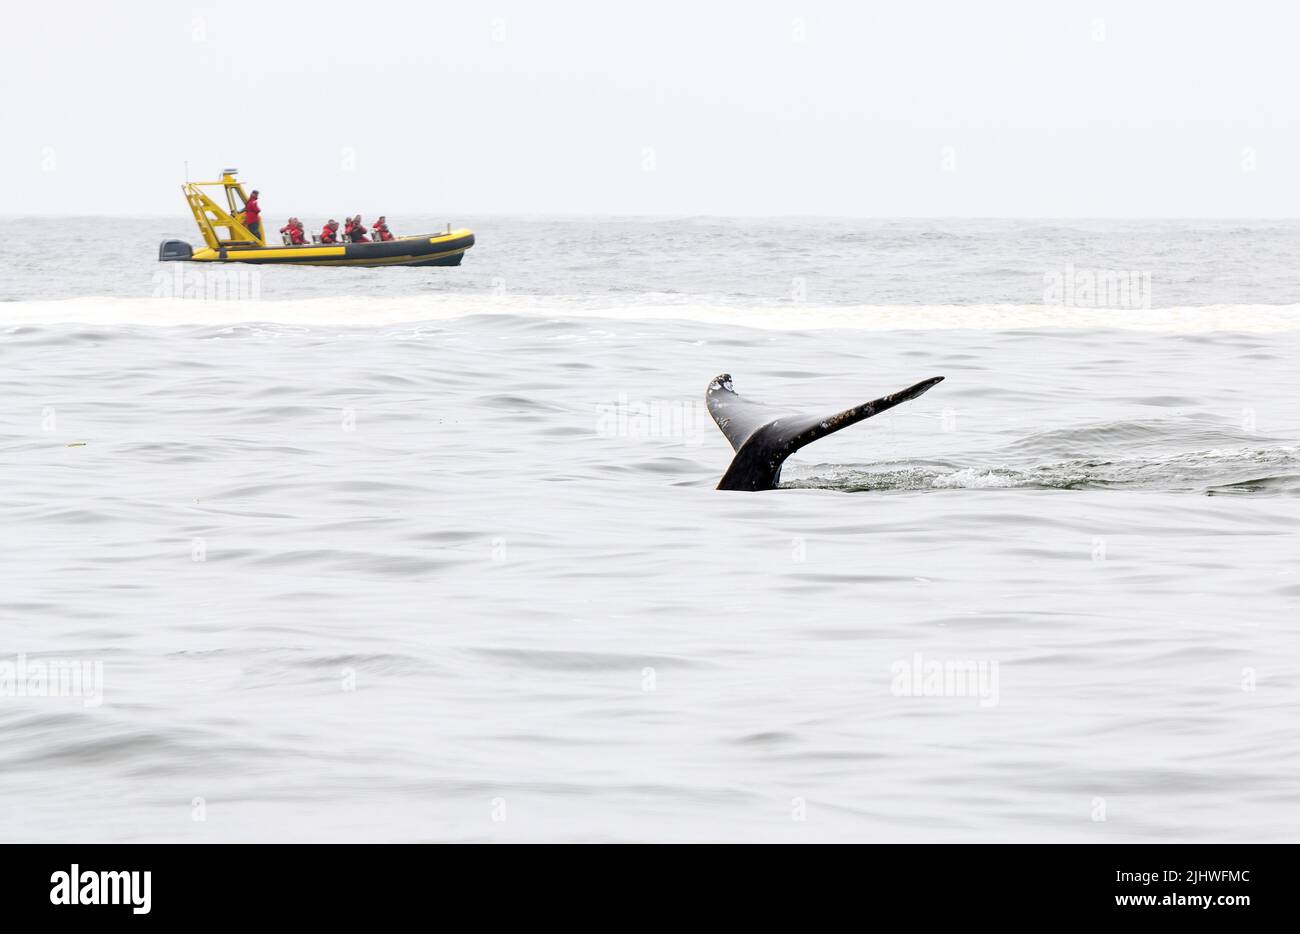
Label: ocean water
xmin=1 ymin=217 xmax=1298 ymax=842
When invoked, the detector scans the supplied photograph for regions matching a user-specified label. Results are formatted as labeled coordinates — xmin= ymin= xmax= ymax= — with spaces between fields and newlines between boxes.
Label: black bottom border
xmin=1 ymin=842 xmax=1287 ymax=922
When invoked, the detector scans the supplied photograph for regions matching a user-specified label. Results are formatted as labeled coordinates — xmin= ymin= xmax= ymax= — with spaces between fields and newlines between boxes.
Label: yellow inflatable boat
xmin=158 ymin=170 xmax=474 ymax=267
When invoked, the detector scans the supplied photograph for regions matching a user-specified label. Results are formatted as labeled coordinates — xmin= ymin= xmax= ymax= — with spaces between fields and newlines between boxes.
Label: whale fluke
xmin=706 ymin=374 xmax=945 ymax=491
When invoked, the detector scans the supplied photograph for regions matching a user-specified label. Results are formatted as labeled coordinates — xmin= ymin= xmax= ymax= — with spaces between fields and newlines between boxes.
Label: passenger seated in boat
xmin=320 ymin=219 xmax=340 ymax=244
xmin=349 ymin=215 xmax=370 ymax=243
xmin=373 ymin=216 xmax=394 ymax=241
xmin=280 ymin=218 xmax=307 ymax=245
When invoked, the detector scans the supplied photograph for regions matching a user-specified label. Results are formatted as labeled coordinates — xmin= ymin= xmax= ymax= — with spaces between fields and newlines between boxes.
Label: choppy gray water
xmin=1 ymin=218 xmax=1298 ymax=842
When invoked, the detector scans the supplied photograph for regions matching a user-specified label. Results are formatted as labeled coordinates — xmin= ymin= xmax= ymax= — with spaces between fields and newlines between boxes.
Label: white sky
xmin=3 ymin=0 xmax=1297 ymax=216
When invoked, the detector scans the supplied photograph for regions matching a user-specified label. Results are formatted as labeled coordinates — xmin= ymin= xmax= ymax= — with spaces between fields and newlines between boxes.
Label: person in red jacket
xmin=372 ymin=216 xmax=394 ymax=241
xmin=350 ymin=215 xmax=369 ymax=243
xmin=320 ymin=219 xmax=340 ymax=244
xmin=243 ymin=190 xmax=262 ymax=240
xmin=279 ymin=218 xmax=307 ymax=245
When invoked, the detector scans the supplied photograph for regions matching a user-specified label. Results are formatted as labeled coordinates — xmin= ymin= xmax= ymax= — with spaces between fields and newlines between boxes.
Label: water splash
xmin=785 ymin=446 xmax=1300 ymax=494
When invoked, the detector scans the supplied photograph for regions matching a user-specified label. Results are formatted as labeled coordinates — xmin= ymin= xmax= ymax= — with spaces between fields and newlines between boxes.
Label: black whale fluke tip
xmin=706 ymin=373 xmax=948 ymax=491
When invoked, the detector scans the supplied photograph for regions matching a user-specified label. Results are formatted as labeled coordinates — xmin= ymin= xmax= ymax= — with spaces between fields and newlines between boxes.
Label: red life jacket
xmin=244 ymin=197 xmax=260 ymax=225
xmin=321 ymin=226 xmax=337 ymax=244
xmin=289 ymin=226 xmax=307 ymax=245
xmin=351 ymin=224 xmax=369 ymax=243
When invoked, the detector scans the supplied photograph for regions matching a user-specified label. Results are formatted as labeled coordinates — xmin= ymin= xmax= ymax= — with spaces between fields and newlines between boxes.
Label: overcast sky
xmin=3 ymin=0 xmax=1297 ymax=216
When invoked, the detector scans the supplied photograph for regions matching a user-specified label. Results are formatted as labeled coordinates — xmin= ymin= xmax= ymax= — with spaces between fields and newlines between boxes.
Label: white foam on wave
xmin=4 ymin=294 xmax=1300 ymax=332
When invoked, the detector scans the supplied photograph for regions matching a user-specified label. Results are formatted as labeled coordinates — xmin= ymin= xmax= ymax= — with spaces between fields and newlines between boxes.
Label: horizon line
xmin=7 ymin=212 xmax=1300 ymax=222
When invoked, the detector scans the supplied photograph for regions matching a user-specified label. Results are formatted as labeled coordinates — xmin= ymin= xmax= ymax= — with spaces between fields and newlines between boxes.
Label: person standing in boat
xmin=320 ymin=219 xmax=340 ymax=244
xmin=243 ymin=190 xmax=262 ymax=240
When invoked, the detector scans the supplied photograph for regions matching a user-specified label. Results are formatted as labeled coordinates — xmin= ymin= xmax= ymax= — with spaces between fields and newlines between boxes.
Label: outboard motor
xmin=158 ymin=239 xmax=193 ymax=261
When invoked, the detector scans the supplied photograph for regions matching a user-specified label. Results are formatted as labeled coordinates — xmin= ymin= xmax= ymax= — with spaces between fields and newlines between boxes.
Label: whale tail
xmin=706 ymin=374 xmax=945 ymax=491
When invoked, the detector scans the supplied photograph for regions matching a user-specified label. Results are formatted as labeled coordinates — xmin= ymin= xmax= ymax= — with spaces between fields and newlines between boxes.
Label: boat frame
xmin=184 ymin=169 xmax=264 ymax=249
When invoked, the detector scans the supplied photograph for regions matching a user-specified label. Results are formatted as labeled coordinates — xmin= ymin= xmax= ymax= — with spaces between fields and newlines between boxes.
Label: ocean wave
xmin=4 ymin=295 xmax=1300 ymax=332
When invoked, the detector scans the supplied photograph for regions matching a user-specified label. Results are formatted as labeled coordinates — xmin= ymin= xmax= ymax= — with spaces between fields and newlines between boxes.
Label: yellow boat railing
xmin=183 ymin=170 xmax=263 ymax=250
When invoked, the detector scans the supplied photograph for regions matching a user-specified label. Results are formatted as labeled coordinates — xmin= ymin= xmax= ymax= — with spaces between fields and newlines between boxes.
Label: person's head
xmin=250 ymin=190 xmax=259 ymax=199
xmin=377 ymin=215 xmax=385 ymax=224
